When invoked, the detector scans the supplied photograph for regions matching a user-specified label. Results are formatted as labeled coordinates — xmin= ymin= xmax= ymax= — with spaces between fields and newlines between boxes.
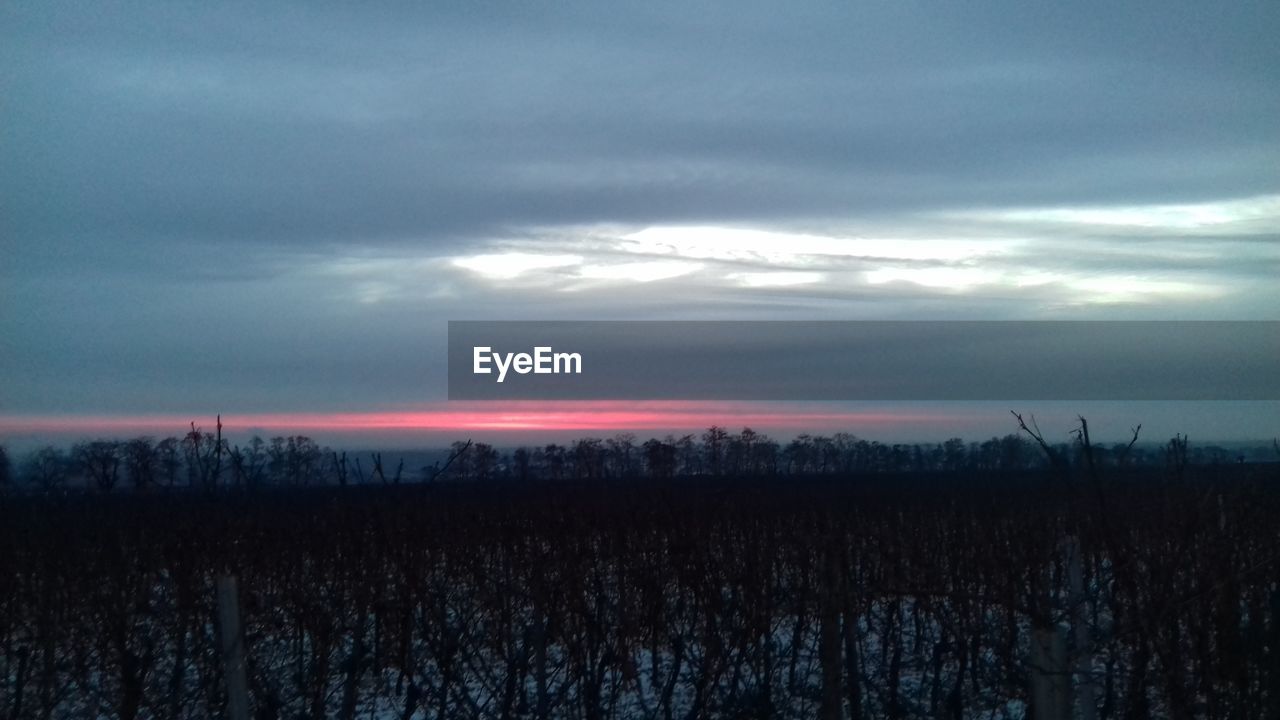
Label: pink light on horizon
xmin=0 ymin=401 xmax=978 ymax=442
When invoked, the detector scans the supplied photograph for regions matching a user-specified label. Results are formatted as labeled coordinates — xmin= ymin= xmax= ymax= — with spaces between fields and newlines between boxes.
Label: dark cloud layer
xmin=5 ymin=0 xmax=1278 ymax=250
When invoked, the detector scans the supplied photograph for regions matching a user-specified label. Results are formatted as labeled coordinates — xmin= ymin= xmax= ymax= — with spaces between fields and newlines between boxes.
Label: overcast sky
xmin=2 ymin=1 xmax=1278 ymax=445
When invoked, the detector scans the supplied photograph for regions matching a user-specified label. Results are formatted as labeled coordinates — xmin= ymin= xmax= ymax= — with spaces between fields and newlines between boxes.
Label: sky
xmin=2 ymin=0 xmax=1278 ymax=449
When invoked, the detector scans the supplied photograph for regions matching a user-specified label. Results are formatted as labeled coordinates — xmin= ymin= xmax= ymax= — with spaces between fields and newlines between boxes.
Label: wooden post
xmin=818 ymin=544 xmax=845 ymax=720
xmin=216 ymin=575 xmax=250 ymax=720
xmin=1030 ymin=624 xmax=1069 ymax=720
xmin=1065 ymin=536 xmax=1098 ymax=720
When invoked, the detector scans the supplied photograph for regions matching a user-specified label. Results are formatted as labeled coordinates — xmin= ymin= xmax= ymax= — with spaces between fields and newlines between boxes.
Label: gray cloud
xmin=5 ymin=0 xmax=1278 ymax=250
xmin=2 ymin=0 xmax=1278 ymax=430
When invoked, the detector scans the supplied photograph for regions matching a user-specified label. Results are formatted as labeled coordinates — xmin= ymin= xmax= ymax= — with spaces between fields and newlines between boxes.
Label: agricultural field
xmin=2 ymin=435 xmax=1276 ymax=719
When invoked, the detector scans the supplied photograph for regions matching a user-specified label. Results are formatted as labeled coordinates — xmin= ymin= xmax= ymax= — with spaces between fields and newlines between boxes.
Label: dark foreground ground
xmin=2 ymin=465 xmax=1278 ymax=719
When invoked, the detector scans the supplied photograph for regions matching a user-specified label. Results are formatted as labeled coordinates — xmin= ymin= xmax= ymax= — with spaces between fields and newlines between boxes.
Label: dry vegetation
xmin=0 ymin=423 xmax=1277 ymax=719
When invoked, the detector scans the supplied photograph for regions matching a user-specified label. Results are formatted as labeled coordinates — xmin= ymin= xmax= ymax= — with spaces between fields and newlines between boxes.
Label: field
xmin=2 ymin=455 xmax=1277 ymax=719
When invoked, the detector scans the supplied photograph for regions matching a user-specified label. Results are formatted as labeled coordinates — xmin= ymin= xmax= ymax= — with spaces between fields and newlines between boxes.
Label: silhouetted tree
xmin=753 ymin=434 xmax=780 ymax=475
xmin=266 ymin=435 xmax=321 ymax=485
xmin=183 ymin=418 xmax=225 ymax=490
xmin=643 ymin=437 xmax=677 ymax=479
xmin=606 ymin=433 xmax=637 ymax=478
xmin=571 ymin=438 xmax=604 ymax=480
xmin=1166 ymin=433 xmax=1189 ymax=478
xmin=786 ymin=434 xmax=815 ymax=473
xmin=542 ymin=443 xmax=567 ymax=480
xmin=155 ymin=436 xmax=182 ymax=487
xmin=513 ymin=447 xmax=532 ymax=482
xmin=228 ymin=436 xmax=269 ymax=489
xmin=675 ymin=434 xmax=699 ymax=475
xmin=470 ymin=442 xmax=499 ymax=481
xmin=703 ymin=425 xmax=729 ymax=476
xmin=73 ymin=440 xmax=122 ymax=492
xmin=122 ymin=437 xmax=159 ymax=491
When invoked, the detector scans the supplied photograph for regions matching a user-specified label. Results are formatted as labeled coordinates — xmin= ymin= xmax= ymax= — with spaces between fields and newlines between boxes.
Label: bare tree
xmin=1165 ymin=433 xmax=1189 ymax=478
xmin=184 ymin=417 xmax=226 ymax=491
xmin=431 ymin=440 xmax=473 ymax=482
xmin=155 ymin=436 xmax=182 ymax=487
xmin=227 ymin=436 xmax=268 ymax=489
xmin=122 ymin=437 xmax=159 ymax=491
xmin=73 ymin=440 xmax=123 ymax=492
xmin=606 ymin=433 xmax=637 ymax=478
xmin=643 ymin=437 xmax=676 ymax=479
xmin=703 ymin=425 xmax=729 ymax=476
xmin=22 ymin=446 xmax=69 ymax=491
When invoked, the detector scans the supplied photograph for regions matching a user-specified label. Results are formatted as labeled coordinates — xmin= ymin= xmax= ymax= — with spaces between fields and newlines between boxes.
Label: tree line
xmin=2 ymin=418 xmax=1267 ymax=493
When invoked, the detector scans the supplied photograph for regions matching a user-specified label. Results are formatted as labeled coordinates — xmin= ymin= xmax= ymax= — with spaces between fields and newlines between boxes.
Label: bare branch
xmin=1073 ymin=415 xmax=1096 ymax=479
xmin=1011 ymin=410 xmax=1059 ymax=466
xmin=432 ymin=439 xmax=473 ymax=482
xmin=1117 ymin=424 xmax=1143 ymax=466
